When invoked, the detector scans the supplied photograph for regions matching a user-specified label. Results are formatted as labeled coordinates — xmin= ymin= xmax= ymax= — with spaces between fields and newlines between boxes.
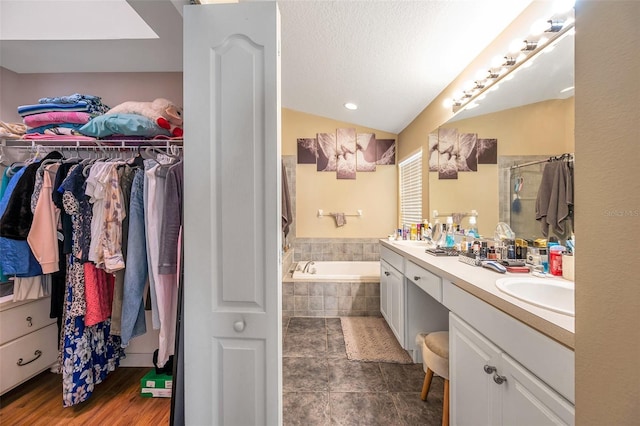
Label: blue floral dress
xmin=60 ymin=167 xmax=124 ymax=407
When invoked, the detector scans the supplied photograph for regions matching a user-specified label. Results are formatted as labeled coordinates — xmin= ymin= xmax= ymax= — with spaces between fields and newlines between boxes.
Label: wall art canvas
xmin=316 ymin=132 xmax=337 ymax=172
xmin=297 ymin=138 xmax=317 ymax=164
xmin=438 ymin=127 xmax=459 ymax=179
xmin=356 ymin=133 xmax=377 ymax=172
xmin=457 ymin=132 xmax=478 ymax=172
xmin=376 ymin=139 xmax=396 ymax=165
xmin=477 ymin=138 xmax=498 ymax=164
xmin=428 ymin=131 xmax=439 ymax=171
xmin=336 ymin=128 xmax=357 ymax=179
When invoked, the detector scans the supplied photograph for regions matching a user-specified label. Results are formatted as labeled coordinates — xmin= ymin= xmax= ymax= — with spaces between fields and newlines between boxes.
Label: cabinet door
xmin=450 ymin=313 xmax=502 ymax=426
xmin=380 ymin=261 xmax=390 ymax=322
xmin=380 ymin=260 xmax=403 ymax=346
xmin=388 ymin=266 xmax=404 ymax=346
xmin=501 ymin=353 xmax=575 ymax=426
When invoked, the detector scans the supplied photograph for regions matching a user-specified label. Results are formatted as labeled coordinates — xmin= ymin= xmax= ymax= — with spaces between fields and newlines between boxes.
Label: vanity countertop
xmin=380 ymin=239 xmax=575 ymax=350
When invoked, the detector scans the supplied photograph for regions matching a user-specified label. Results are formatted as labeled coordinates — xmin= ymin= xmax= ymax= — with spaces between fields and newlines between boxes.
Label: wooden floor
xmin=0 ymin=368 xmax=171 ymax=426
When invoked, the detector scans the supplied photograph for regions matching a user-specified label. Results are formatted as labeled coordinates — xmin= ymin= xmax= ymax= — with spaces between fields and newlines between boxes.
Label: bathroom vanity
xmin=379 ymin=240 xmax=575 ymax=425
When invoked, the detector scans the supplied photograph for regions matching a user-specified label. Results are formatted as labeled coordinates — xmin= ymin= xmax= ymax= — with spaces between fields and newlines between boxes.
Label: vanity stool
xmin=417 ymin=331 xmax=450 ymax=426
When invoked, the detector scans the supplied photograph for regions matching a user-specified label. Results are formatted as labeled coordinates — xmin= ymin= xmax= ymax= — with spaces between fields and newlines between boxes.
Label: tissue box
xmin=140 ymin=369 xmax=172 ymax=397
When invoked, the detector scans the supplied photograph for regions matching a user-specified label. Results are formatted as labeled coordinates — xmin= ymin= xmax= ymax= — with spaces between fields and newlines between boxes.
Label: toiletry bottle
xmin=445 ymin=217 xmax=455 ymax=248
xmin=432 ymin=218 xmax=441 ymax=245
xmin=437 ymin=223 xmax=447 ymax=247
xmin=468 ymin=215 xmax=479 ymax=238
xmin=410 ymin=224 xmax=417 ymax=240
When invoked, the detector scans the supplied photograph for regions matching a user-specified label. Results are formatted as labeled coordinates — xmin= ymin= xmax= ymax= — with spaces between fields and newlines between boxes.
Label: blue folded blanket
xmin=18 ymin=101 xmax=90 ymax=117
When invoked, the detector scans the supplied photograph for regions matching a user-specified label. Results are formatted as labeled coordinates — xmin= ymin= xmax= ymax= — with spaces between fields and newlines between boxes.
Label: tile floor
xmin=282 ymin=317 xmax=445 ymax=425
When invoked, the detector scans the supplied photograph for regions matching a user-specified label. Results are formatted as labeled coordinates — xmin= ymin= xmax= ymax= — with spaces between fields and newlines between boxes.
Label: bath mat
xmin=340 ymin=317 xmax=413 ymax=364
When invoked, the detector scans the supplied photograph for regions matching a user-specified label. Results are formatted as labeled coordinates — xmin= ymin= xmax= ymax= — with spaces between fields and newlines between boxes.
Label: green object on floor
xmin=140 ymin=369 xmax=172 ymax=398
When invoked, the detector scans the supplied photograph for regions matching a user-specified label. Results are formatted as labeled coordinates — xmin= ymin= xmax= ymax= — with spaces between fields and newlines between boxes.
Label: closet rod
xmin=0 ymin=139 xmax=183 ymax=150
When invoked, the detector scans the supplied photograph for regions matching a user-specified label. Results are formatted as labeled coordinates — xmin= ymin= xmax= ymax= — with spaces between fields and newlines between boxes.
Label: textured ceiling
xmin=0 ymin=0 xmax=536 ymax=134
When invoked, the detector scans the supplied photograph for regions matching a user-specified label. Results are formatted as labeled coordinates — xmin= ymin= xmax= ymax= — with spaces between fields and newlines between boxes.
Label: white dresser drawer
xmin=405 ymin=260 xmax=442 ymax=302
xmin=0 ymin=323 xmax=58 ymax=395
xmin=0 ymin=297 xmax=56 ymax=346
xmin=380 ymin=246 xmax=405 ymax=273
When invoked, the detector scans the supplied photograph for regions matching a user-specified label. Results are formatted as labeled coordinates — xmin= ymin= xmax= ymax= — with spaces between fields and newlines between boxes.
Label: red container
xmin=549 ymin=249 xmax=563 ymax=276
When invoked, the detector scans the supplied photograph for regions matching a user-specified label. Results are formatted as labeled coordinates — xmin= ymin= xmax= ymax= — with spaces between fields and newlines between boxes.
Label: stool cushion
xmin=419 ymin=331 xmax=450 ymax=380
xmin=424 ymin=331 xmax=449 ymax=359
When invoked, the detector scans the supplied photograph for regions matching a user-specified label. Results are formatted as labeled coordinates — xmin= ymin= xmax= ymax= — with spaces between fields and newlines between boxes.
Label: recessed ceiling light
xmin=344 ymin=102 xmax=358 ymax=110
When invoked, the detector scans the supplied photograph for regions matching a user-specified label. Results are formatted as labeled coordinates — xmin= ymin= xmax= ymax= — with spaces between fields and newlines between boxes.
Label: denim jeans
xmin=120 ymin=169 xmax=147 ymax=346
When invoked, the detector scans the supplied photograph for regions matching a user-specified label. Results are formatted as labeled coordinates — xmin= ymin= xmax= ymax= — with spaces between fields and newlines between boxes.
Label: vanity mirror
xmin=428 ymin=24 xmax=575 ymax=239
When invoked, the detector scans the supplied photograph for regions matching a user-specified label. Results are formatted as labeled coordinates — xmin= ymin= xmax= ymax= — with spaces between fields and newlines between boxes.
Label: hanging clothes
xmin=0 ymin=167 xmax=43 ymax=277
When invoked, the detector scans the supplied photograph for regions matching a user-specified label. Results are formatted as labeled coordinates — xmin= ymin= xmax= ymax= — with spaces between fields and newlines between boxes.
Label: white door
xmin=183 ymin=3 xmax=281 ymax=425
xmin=450 ymin=313 xmax=502 ymax=426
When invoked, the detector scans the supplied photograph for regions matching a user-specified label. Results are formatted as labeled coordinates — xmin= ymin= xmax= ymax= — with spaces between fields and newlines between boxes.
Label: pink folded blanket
xmin=23 ymin=111 xmax=92 ymax=128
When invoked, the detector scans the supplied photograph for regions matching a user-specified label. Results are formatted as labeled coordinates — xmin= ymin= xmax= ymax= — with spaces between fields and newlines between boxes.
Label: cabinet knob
xmin=233 ymin=320 xmax=246 ymax=332
xmin=493 ymin=373 xmax=507 ymax=385
xmin=483 ymin=365 xmax=497 ymax=374
xmin=26 ymin=316 xmax=33 ymax=327
xmin=414 ymin=276 xmax=420 ymax=281
xmin=384 ymin=271 xmax=391 ymax=276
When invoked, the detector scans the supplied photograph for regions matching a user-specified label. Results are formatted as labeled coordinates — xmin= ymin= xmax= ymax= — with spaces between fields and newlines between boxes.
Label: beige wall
xmin=0 ymin=67 xmax=183 ymax=123
xmin=282 ymin=108 xmax=398 ymax=238
xmin=575 ymin=1 xmax=640 ymax=424
xmin=428 ymin=98 xmax=574 ymax=236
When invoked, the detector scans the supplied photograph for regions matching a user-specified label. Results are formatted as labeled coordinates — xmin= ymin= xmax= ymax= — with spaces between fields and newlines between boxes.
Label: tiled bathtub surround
xmin=293 ymin=238 xmax=381 ymax=262
xmin=283 ymin=280 xmax=380 ymax=317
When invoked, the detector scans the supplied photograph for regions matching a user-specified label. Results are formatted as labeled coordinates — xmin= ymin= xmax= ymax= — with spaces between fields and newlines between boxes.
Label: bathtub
xmin=292 ymin=261 xmax=380 ymax=281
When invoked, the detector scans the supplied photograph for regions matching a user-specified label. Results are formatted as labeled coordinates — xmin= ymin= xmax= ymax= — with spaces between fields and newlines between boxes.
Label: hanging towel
xmin=333 ymin=213 xmax=347 ymax=227
xmin=535 ymin=161 xmax=573 ymax=238
xmin=282 ymin=161 xmax=293 ymax=237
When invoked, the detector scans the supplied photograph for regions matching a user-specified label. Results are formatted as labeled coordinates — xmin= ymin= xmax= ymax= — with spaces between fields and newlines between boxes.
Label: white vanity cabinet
xmin=380 ymin=252 xmax=404 ymax=346
xmin=450 ymin=313 xmax=575 ymax=426
xmin=0 ymin=297 xmax=58 ymax=395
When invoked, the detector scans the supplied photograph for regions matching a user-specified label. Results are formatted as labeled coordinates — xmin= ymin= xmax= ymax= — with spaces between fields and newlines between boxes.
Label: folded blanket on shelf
xmin=18 ymin=101 xmax=91 ymax=117
xmin=23 ymin=111 xmax=92 ymax=128
xmin=21 ymin=133 xmax=95 ymax=141
xmin=26 ymin=123 xmax=84 ymax=134
xmin=38 ymin=93 xmax=110 ymax=115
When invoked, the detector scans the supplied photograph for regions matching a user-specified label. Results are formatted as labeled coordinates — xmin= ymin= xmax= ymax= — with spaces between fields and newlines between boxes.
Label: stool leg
xmin=442 ymin=378 xmax=449 ymax=426
xmin=421 ymin=368 xmax=434 ymax=401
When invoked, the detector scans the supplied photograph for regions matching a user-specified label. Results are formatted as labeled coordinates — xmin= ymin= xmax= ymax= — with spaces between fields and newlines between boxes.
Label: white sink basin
xmin=495 ymin=277 xmax=575 ymax=316
xmin=391 ymin=240 xmax=432 ymax=248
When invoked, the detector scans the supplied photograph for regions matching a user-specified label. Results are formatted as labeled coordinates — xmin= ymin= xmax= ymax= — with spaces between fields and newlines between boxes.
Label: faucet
xmin=302 ymin=261 xmax=315 ymax=273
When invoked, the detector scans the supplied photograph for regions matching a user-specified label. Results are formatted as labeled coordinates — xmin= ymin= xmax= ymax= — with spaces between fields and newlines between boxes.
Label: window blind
xmin=399 ymin=150 xmax=422 ymax=226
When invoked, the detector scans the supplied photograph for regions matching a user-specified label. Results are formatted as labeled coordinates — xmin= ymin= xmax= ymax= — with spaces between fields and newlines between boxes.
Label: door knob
xmin=384 ymin=271 xmax=390 ymax=276
xmin=233 ymin=320 xmax=246 ymax=332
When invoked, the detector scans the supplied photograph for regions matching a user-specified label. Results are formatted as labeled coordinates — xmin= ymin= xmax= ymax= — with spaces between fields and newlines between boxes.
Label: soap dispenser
xmin=445 ymin=217 xmax=455 ymax=248
xmin=468 ymin=215 xmax=479 ymax=238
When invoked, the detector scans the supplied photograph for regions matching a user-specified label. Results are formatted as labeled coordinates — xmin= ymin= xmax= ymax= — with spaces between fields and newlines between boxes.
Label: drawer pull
xmin=17 ymin=350 xmax=42 ymax=366
xmin=483 ymin=365 xmax=497 ymax=374
xmin=414 ymin=276 xmax=420 ymax=281
xmin=384 ymin=271 xmax=390 ymax=276
xmin=493 ymin=373 xmax=507 ymax=385
xmin=26 ymin=316 xmax=33 ymax=327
